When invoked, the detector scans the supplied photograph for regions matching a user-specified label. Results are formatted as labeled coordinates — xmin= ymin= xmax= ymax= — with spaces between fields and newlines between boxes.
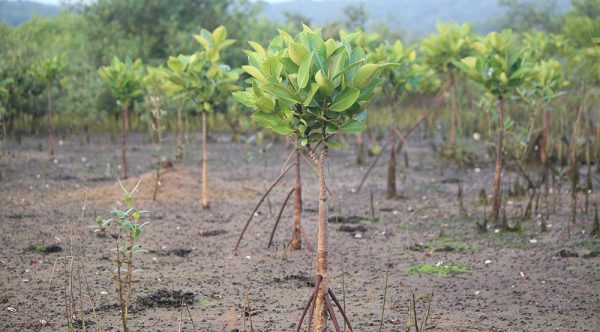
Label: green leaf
xmin=297 ymin=52 xmax=314 ymax=89
xmin=242 ymin=66 xmax=267 ymax=83
xmin=289 ymin=42 xmax=309 ymax=66
xmin=352 ymin=64 xmax=379 ymax=88
xmin=324 ymin=141 xmax=341 ymax=149
xmin=330 ymin=87 xmax=359 ymax=112
xmin=262 ymin=83 xmax=299 ymax=104
xmin=272 ymin=124 xmax=294 ymax=135
xmin=248 ymin=41 xmax=267 ymax=55
xmin=303 ymin=83 xmax=319 ymax=106
xmin=315 ymin=70 xmax=334 ymax=97
xmin=339 ymin=120 xmax=366 ymax=133
xmin=252 ymin=111 xmax=280 ymax=127
xmin=255 ymin=96 xmax=275 ymax=113
xmin=232 ymin=91 xmax=256 ymax=108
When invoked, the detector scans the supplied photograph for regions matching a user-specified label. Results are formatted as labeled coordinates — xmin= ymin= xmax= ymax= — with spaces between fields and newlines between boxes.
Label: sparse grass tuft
xmin=408 ymin=262 xmax=472 ymax=277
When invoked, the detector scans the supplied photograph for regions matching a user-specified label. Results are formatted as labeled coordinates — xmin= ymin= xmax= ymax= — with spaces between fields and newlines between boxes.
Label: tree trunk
xmin=47 ymin=87 xmax=54 ymax=156
xmin=313 ymin=147 xmax=328 ymax=332
xmin=153 ymin=115 xmax=161 ymax=201
xmin=120 ymin=104 xmax=129 ymax=180
xmin=449 ymin=74 xmax=457 ymax=151
xmin=540 ymin=108 xmax=548 ymax=166
xmin=491 ymin=96 xmax=505 ymax=225
xmin=386 ymin=98 xmax=397 ymax=198
xmin=356 ymin=132 xmax=365 ymax=165
xmin=176 ymin=105 xmax=184 ymax=160
xmin=201 ymin=111 xmax=209 ymax=209
xmin=290 ymin=147 xmax=303 ymax=250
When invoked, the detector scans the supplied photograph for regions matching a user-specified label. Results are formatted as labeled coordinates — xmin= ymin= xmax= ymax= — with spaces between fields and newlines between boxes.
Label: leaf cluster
xmin=98 ymin=57 xmax=144 ymax=106
xmin=233 ymin=25 xmax=395 ymax=148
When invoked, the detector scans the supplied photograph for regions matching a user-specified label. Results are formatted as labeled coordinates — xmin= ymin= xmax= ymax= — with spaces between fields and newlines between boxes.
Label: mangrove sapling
xmin=455 ymin=30 xmax=531 ymax=226
xmin=30 ymin=56 xmax=65 ymax=157
xmin=368 ymin=40 xmax=439 ymax=198
xmin=421 ymin=23 xmax=475 ymax=156
xmin=234 ymin=26 xmax=392 ymax=331
xmin=92 ymin=181 xmax=149 ymax=332
xmin=163 ymin=25 xmax=239 ymax=209
xmin=98 ymin=57 xmax=144 ymax=180
xmin=0 ymin=78 xmax=13 ymax=156
xmin=145 ymin=96 xmax=166 ymax=201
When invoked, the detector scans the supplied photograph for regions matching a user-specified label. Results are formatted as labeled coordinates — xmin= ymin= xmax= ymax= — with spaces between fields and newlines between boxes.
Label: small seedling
xmin=92 ymin=180 xmax=149 ymax=332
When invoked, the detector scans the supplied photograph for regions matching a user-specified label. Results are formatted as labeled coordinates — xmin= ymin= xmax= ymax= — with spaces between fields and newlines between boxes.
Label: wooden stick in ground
xmin=268 ymin=188 xmax=295 ymax=248
xmin=234 ymin=163 xmax=296 ymax=252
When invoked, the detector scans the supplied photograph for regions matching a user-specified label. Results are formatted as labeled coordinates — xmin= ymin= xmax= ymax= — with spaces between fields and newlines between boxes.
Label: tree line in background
xmin=0 ymin=0 xmax=598 ymax=194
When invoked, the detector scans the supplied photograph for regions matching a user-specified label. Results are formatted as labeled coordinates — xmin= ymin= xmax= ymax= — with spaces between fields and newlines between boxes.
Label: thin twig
xmin=268 ymin=188 xmax=295 ymax=248
xmin=234 ymin=163 xmax=296 ymax=252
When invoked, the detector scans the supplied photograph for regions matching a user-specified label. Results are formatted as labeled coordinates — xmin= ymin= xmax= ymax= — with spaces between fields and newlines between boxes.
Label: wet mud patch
xmin=28 ymin=244 xmax=63 ymax=254
xmin=328 ymin=215 xmax=365 ymax=224
xmin=273 ymin=273 xmax=314 ymax=288
xmin=199 ymin=229 xmax=227 ymax=237
xmin=338 ymin=224 xmax=369 ymax=234
xmin=150 ymin=248 xmax=193 ymax=257
xmin=138 ymin=289 xmax=195 ymax=308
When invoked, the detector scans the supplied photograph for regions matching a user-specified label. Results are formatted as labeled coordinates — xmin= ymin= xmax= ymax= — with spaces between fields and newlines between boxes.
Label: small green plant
xmin=35 ymin=245 xmax=46 ymax=254
xmin=98 ymin=57 xmax=144 ymax=180
xmin=93 ymin=181 xmax=149 ymax=332
xmin=408 ymin=261 xmax=472 ymax=277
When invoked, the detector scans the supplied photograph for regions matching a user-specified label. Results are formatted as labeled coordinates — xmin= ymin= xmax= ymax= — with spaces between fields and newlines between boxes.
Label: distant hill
xmin=261 ymin=0 xmax=571 ymax=35
xmin=0 ymin=1 xmax=61 ymax=26
xmin=2 ymin=0 xmax=571 ymax=36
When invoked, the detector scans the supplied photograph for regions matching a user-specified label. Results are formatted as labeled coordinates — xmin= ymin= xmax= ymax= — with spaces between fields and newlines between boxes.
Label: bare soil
xmin=0 ymin=133 xmax=598 ymax=331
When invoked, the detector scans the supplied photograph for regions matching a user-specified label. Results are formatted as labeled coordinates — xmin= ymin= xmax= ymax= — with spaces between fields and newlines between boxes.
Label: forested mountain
xmin=261 ymin=0 xmax=571 ymax=35
xmin=0 ymin=1 xmax=61 ymax=26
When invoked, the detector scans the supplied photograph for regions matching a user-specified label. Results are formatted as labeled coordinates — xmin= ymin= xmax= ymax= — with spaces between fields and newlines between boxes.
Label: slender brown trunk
xmin=356 ymin=132 xmax=365 ymax=165
xmin=386 ymin=98 xmax=397 ymax=198
xmin=491 ymin=96 xmax=505 ymax=225
xmin=47 ymin=86 xmax=54 ymax=156
xmin=541 ymin=108 xmax=549 ymax=166
xmin=201 ymin=111 xmax=209 ymax=209
xmin=120 ymin=104 xmax=129 ymax=180
xmin=152 ymin=115 xmax=161 ymax=201
xmin=313 ymin=147 xmax=328 ymax=332
xmin=176 ymin=105 xmax=184 ymax=160
xmin=449 ymin=74 xmax=457 ymax=150
xmin=290 ymin=147 xmax=303 ymax=250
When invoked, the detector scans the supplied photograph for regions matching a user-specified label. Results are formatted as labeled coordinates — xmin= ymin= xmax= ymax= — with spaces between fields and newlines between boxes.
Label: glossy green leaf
xmin=330 ymin=87 xmax=359 ymax=112
xmin=339 ymin=120 xmax=366 ymax=133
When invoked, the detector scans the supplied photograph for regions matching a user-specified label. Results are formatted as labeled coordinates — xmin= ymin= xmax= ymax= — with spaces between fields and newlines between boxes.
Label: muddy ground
xmin=0 ymin=133 xmax=598 ymax=331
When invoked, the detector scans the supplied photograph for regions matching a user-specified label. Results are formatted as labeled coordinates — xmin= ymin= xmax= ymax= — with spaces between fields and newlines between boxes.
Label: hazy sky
xmin=29 ymin=0 xmax=339 ymax=4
